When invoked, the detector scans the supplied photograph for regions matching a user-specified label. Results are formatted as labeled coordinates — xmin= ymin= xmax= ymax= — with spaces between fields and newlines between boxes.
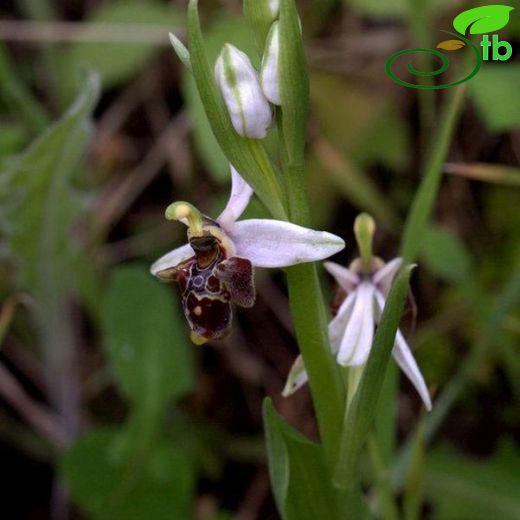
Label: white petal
xmin=373 ymin=291 xmax=431 ymax=411
xmin=214 ymin=44 xmax=272 ymax=139
xmin=324 ymin=261 xmax=360 ymax=292
xmin=150 ymin=243 xmax=194 ymax=276
xmin=328 ymin=291 xmax=356 ymax=354
xmin=337 ymin=283 xmax=375 ymax=366
xmin=282 ymin=355 xmax=308 ymax=396
xmin=373 ymin=257 xmax=402 ymax=295
xmin=230 ymin=219 xmax=345 ymax=268
xmin=392 ymin=331 xmax=432 ymax=411
xmin=217 ymin=165 xmax=253 ymax=231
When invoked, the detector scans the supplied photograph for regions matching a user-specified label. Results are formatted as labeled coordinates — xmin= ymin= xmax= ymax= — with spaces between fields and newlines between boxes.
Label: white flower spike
xmin=214 ymin=44 xmax=273 ymax=139
xmin=283 ymin=214 xmax=432 ymax=411
xmin=151 ymin=166 xmax=345 ymax=345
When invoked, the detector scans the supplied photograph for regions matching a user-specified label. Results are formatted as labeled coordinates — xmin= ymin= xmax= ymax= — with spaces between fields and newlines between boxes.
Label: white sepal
xmin=373 ymin=257 xmax=402 ymax=295
xmin=260 ymin=22 xmax=281 ymax=105
xmin=374 ymin=290 xmax=432 ymax=410
xmin=282 ymin=355 xmax=308 ymax=397
xmin=230 ymin=219 xmax=345 ymax=268
xmin=392 ymin=331 xmax=433 ymax=411
xmin=324 ymin=261 xmax=360 ymax=292
xmin=150 ymin=243 xmax=194 ymax=276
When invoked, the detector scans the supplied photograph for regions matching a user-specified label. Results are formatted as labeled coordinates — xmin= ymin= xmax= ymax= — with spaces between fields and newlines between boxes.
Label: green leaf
xmin=403 ymin=422 xmax=425 ymax=520
xmin=102 ymin=266 xmax=194 ymax=408
xmin=469 ymin=64 xmax=520 ymax=133
xmin=425 ymin=441 xmax=520 ymax=520
xmin=183 ymin=74 xmax=229 ymax=183
xmin=400 ymin=87 xmax=465 ymax=263
xmin=0 ymin=71 xmax=100 ymax=292
xmin=333 ymin=266 xmax=412 ymax=489
xmin=182 ymin=16 xmax=261 ymax=184
xmin=278 ymin=0 xmax=309 ymax=169
xmin=420 ymin=225 xmax=473 ymax=282
xmin=244 ymin=0 xmax=277 ymax=47
xmin=453 ymin=5 xmax=514 ymax=35
xmin=58 ymin=0 xmax=183 ymax=97
xmin=186 ymin=0 xmax=286 ymax=220
xmin=62 ymin=428 xmax=195 ymax=520
xmin=343 ymin=0 xmax=454 ymax=20
xmin=263 ymin=399 xmax=367 ymax=520
xmin=0 ymin=123 xmax=27 ymax=159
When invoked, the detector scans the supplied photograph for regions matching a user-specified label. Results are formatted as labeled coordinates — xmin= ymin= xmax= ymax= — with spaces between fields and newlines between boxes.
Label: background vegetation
xmin=0 ymin=0 xmax=518 ymax=518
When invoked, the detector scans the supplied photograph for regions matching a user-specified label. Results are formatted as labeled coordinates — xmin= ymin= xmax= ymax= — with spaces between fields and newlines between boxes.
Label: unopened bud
xmin=260 ymin=22 xmax=281 ymax=105
xmin=267 ymin=0 xmax=279 ymax=18
xmin=214 ymin=44 xmax=272 ymax=139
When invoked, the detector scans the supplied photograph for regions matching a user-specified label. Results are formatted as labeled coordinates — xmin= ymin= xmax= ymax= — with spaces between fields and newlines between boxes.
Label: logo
xmin=386 ymin=5 xmax=515 ymax=89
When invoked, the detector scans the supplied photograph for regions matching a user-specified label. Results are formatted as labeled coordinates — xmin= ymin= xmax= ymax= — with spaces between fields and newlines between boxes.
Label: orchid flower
xmin=283 ymin=215 xmax=432 ymax=411
xmin=151 ymin=166 xmax=345 ymax=345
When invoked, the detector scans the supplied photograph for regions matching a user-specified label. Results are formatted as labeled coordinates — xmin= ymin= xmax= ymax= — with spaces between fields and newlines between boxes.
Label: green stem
xmin=284 ymin=159 xmax=344 ymax=463
xmin=276 ymin=0 xmax=344 ymax=465
xmin=286 ymin=264 xmax=345 ymax=464
xmin=347 ymin=365 xmax=364 ymax=410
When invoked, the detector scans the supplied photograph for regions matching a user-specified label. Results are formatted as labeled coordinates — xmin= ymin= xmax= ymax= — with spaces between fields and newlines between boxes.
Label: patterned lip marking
xmin=192 ymin=275 xmax=204 ymax=288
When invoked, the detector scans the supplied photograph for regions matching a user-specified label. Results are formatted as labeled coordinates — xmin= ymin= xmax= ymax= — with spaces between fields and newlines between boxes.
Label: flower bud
xmin=214 ymin=44 xmax=272 ymax=139
xmin=267 ymin=0 xmax=279 ymax=18
xmin=260 ymin=22 xmax=281 ymax=105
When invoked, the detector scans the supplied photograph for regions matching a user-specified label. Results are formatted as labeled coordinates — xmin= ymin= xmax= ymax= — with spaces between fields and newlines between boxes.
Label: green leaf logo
xmin=453 ymin=5 xmax=514 ymax=35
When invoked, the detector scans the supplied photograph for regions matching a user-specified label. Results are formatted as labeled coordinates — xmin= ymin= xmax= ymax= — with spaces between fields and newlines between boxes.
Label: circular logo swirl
xmin=385 ymin=32 xmax=482 ymax=89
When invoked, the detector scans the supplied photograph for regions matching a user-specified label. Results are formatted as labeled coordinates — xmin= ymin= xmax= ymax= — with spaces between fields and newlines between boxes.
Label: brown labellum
xmin=157 ymin=231 xmax=255 ymax=343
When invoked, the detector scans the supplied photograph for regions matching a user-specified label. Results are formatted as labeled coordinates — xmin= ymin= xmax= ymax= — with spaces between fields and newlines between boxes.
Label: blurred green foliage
xmin=183 ymin=16 xmax=260 ymax=183
xmin=58 ymin=0 xmax=184 ymax=99
xmin=468 ymin=64 xmax=520 ymax=132
xmin=0 ymin=0 xmax=518 ymax=518
xmin=424 ymin=441 xmax=520 ymax=520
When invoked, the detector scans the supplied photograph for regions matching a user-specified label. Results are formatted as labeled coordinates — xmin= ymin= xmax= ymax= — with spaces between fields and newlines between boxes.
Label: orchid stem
xmin=284 ymin=159 xmax=345 ymax=465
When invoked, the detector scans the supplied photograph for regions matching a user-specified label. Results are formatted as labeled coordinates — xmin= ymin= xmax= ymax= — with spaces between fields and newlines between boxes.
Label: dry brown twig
xmin=0 ymin=361 xmax=67 ymax=448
